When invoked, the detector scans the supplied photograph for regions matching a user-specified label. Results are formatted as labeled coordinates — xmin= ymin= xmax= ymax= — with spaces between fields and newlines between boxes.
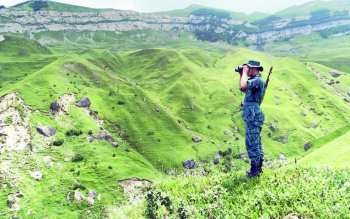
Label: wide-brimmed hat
xmin=246 ymin=60 xmax=263 ymax=72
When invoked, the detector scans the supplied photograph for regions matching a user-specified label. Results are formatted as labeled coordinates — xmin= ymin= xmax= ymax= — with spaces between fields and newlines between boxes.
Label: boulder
xmin=85 ymin=197 xmax=93 ymax=206
xmin=75 ymin=97 xmax=91 ymax=107
xmin=274 ymin=118 xmax=278 ymax=123
xmin=325 ymin=117 xmax=329 ymax=121
xmin=119 ymin=132 xmax=125 ymax=137
xmin=88 ymin=191 xmax=97 ymax=199
xmin=231 ymin=162 xmax=235 ymax=167
xmin=192 ymin=136 xmax=202 ymax=143
xmin=37 ymin=126 xmax=57 ymax=137
xmin=224 ymin=130 xmax=230 ymax=135
xmin=190 ymin=104 xmax=196 ymax=110
xmin=74 ymin=191 xmax=86 ymax=202
xmin=50 ymin=102 xmax=60 ymax=111
xmin=274 ymin=94 xmax=280 ymax=99
xmin=278 ymin=153 xmax=287 ymax=160
xmin=300 ymin=112 xmax=306 ymax=116
xmin=105 ymin=134 xmax=114 ymax=142
xmin=264 ymin=121 xmax=270 ymax=126
xmin=112 ymin=142 xmax=119 ymax=147
xmin=270 ymin=124 xmax=276 ymax=131
xmin=329 ymin=72 xmax=341 ymax=77
xmin=214 ymin=154 xmax=221 ymax=160
xmin=29 ymin=171 xmax=42 ymax=181
xmin=170 ymin=170 xmax=175 ymax=176
xmin=155 ymin=108 xmax=160 ymax=112
xmin=264 ymin=161 xmax=276 ymax=169
xmin=274 ymin=134 xmax=289 ymax=144
xmin=183 ymin=159 xmax=197 ymax=169
xmin=347 ymin=90 xmax=350 ymax=96
xmin=86 ymin=137 xmax=94 ymax=142
xmin=326 ymin=80 xmax=335 ymax=85
xmin=304 ymin=143 xmax=311 ymax=151
xmin=306 ymin=123 xmax=318 ymax=128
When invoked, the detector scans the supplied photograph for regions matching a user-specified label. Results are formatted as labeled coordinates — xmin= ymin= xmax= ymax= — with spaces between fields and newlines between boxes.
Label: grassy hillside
xmin=1 ymin=35 xmax=350 ymax=218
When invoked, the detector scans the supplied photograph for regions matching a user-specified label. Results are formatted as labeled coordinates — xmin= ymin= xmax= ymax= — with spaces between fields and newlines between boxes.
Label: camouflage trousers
xmin=242 ymin=108 xmax=265 ymax=164
xmin=245 ymin=122 xmax=264 ymax=164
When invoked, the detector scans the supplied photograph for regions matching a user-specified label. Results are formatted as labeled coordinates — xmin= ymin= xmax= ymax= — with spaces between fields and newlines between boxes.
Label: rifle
xmin=265 ymin=67 xmax=273 ymax=89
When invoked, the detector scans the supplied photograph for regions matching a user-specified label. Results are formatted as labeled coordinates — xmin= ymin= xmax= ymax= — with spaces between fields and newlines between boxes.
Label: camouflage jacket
xmin=240 ymin=74 xmax=265 ymax=123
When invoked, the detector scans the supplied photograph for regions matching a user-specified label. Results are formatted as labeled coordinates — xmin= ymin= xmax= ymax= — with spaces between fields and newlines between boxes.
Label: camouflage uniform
xmin=240 ymin=73 xmax=266 ymax=165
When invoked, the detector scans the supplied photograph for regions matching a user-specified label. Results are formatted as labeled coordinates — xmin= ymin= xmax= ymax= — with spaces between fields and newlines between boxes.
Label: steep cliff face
xmin=1 ymin=3 xmax=350 ymax=44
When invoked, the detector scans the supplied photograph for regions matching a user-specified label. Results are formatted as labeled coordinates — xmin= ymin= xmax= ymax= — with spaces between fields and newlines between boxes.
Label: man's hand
xmin=242 ymin=65 xmax=249 ymax=75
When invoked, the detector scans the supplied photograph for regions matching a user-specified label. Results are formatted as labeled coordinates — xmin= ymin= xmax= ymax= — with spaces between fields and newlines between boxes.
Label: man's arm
xmin=239 ymin=65 xmax=249 ymax=89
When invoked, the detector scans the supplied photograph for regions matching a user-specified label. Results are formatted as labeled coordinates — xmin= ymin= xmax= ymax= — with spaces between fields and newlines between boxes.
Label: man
xmin=239 ymin=60 xmax=266 ymax=178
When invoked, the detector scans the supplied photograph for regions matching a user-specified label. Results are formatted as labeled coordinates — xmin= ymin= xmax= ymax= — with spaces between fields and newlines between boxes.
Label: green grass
xmin=127 ymin=165 xmax=350 ymax=218
xmin=1 ymin=34 xmax=350 ymax=217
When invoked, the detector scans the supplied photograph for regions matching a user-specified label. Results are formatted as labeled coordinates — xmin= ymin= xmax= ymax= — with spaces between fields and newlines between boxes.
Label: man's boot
xmin=246 ymin=161 xmax=260 ymax=179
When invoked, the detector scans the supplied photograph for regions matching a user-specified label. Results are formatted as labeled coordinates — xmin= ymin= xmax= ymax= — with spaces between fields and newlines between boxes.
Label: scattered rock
xmin=112 ymin=142 xmax=119 ymax=147
xmin=155 ymin=108 xmax=160 ymax=112
xmin=50 ymin=102 xmax=60 ymax=111
xmin=29 ymin=171 xmax=42 ymax=181
xmin=88 ymin=191 xmax=97 ymax=199
xmin=7 ymin=153 xmax=13 ymax=157
xmin=279 ymin=89 xmax=282 ymax=91
xmin=64 ymin=158 xmax=70 ymax=162
xmin=75 ymin=97 xmax=91 ymax=107
xmin=276 ymin=102 xmax=281 ymax=105
xmin=274 ymin=94 xmax=280 ymax=99
xmin=283 ymin=213 xmax=300 ymax=219
xmin=118 ymin=101 xmax=125 ymax=105
xmin=231 ymin=162 xmax=235 ymax=167
xmin=270 ymin=124 xmax=276 ymax=131
xmin=274 ymin=118 xmax=278 ymax=122
xmin=85 ymin=83 xmax=90 ymax=87
xmin=192 ymin=136 xmax=202 ymax=143
xmin=325 ymin=117 xmax=329 ymax=121
xmin=329 ymin=72 xmax=341 ymax=77
xmin=264 ymin=161 xmax=276 ymax=169
xmin=326 ymin=80 xmax=335 ymax=85
xmin=190 ymin=104 xmax=196 ymax=110
xmin=86 ymin=137 xmax=94 ymax=142
xmin=347 ymin=90 xmax=350 ymax=96
xmin=135 ymin=83 xmax=140 ymax=86
xmin=119 ymin=132 xmax=125 ymax=137
xmin=97 ymin=194 xmax=101 ymax=201
xmin=239 ymin=149 xmax=242 ymax=153
xmin=306 ymin=123 xmax=318 ymax=128
xmin=37 ymin=125 xmax=57 ymax=137
xmin=279 ymin=153 xmax=287 ymax=160
xmin=218 ymin=144 xmax=222 ymax=148
xmin=319 ymin=97 xmax=325 ymax=99
xmin=183 ymin=159 xmax=197 ymax=169
xmin=43 ymin=156 xmax=53 ymax=166
xmin=282 ymin=73 xmax=286 ymax=75
xmin=304 ymin=143 xmax=311 ymax=151
xmin=265 ymin=121 xmax=270 ymax=126
xmin=308 ymin=94 xmax=313 ymax=98
xmin=274 ymin=134 xmax=289 ymax=144
xmin=300 ymin=112 xmax=306 ymax=116
xmin=214 ymin=154 xmax=221 ymax=160
xmin=224 ymin=130 xmax=230 ymax=135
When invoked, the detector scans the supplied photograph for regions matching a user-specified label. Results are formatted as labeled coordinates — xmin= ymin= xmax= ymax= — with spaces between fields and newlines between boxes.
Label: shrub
xmin=66 ymin=129 xmax=83 ymax=137
xmin=72 ymin=154 xmax=84 ymax=162
xmin=73 ymin=184 xmax=86 ymax=190
xmin=53 ymin=139 xmax=64 ymax=146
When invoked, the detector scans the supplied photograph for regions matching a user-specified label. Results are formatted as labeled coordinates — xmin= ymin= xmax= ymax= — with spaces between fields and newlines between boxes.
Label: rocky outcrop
xmin=75 ymin=97 xmax=91 ymax=107
xmin=183 ymin=159 xmax=197 ymax=169
xmin=37 ymin=125 xmax=57 ymax=137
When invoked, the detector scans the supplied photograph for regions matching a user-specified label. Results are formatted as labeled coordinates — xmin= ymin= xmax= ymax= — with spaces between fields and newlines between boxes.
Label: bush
xmin=73 ymin=184 xmax=86 ymax=190
xmin=72 ymin=154 xmax=84 ymax=162
xmin=66 ymin=129 xmax=83 ymax=137
xmin=53 ymin=139 xmax=64 ymax=146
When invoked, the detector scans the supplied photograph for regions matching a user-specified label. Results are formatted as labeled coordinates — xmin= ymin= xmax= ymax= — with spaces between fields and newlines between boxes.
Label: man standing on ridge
xmin=239 ymin=60 xmax=266 ymax=178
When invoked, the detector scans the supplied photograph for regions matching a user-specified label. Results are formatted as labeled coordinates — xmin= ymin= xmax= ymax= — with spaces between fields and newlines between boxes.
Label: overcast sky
xmin=1 ymin=0 xmax=332 ymax=14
